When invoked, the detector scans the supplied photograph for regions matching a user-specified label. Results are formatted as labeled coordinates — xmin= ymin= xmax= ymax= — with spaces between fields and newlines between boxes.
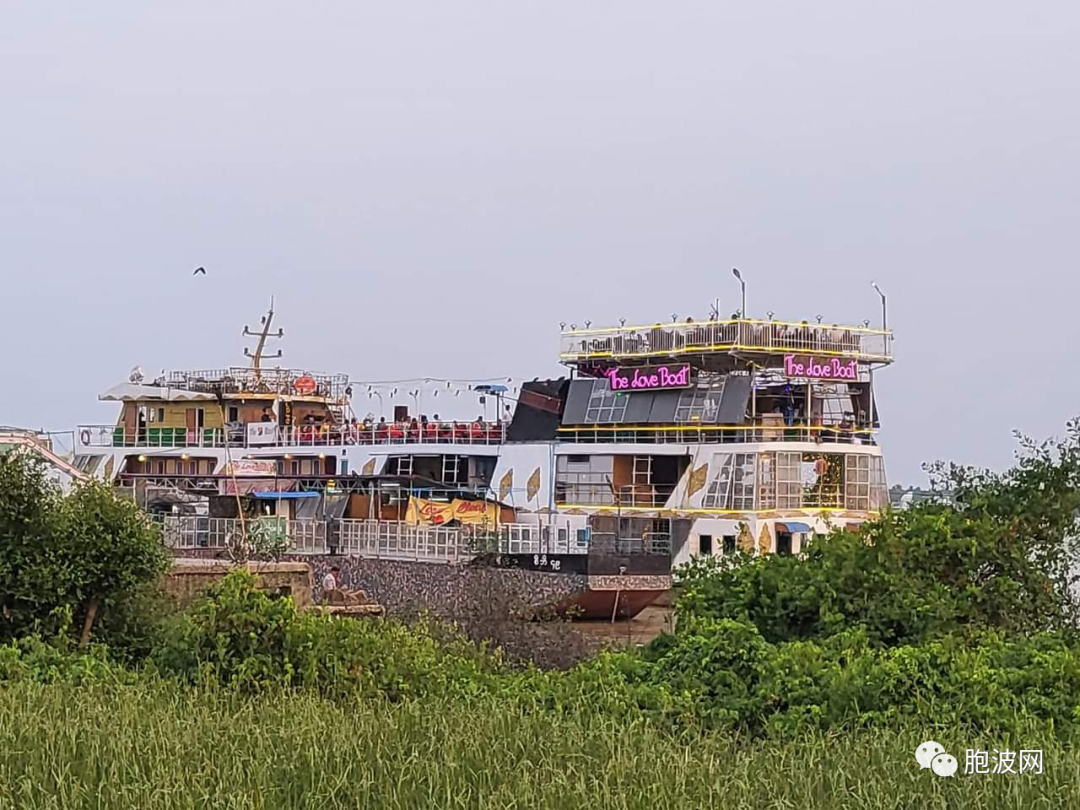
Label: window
xmin=556 ymin=455 xmax=614 ymax=505
xmin=633 ymin=455 xmax=652 ymax=485
xmin=442 ymin=455 xmax=465 ymax=485
xmin=776 ymin=452 xmax=802 ymax=509
xmin=138 ymin=406 xmax=165 ymax=423
xmin=776 ymin=533 xmax=792 ymax=555
xmin=674 ymin=379 xmax=724 ymax=423
xmin=722 ymin=535 xmax=736 ymax=555
xmin=845 ymin=454 xmax=871 ymax=511
xmin=703 ymin=453 xmax=756 ymax=509
xmin=584 ymin=382 xmax=629 ymax=423
xmin=731 ymin=454 xmax=756 ymax=510
xmin=386 ymin=456 xmax=413 ymax=476
xmin=757 ymin=452 xmax=776 ymax=510
xmin=228 ymin=406 xmax=239 ymax=422
xmin=870 ymin=456 xmax=888 ymax=511
xmin=699 ymin=535 xmax=713 ymax=555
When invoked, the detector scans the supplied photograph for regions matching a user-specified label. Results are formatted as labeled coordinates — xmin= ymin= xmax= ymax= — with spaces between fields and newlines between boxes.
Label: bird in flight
xmin=193 ymin=266 xmax=206 ymax=276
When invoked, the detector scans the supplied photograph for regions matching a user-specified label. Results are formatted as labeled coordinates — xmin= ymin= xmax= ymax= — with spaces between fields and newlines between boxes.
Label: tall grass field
xmin=0 ymin=682 xmax=1076 ymax=810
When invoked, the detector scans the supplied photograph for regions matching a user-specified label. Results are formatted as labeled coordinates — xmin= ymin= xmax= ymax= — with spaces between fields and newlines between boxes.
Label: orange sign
xmin=294 ymin=375 xmax=317 ymax=395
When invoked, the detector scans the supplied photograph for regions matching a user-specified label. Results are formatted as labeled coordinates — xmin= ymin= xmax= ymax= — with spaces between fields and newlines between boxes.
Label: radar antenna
xmin=242 ymin=297 xmax=284 ymax=379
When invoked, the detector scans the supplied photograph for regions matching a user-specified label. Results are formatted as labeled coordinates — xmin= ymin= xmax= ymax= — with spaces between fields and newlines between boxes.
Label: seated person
xmin=320 ymin=566 xmax=367 ymax=606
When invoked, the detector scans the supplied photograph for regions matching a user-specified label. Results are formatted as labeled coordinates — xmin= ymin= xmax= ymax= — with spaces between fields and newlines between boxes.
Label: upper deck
xmin=559 ymin=318 xmax=892 ymax=367
xmin=167 ymin=367 xmax=350 ymax=401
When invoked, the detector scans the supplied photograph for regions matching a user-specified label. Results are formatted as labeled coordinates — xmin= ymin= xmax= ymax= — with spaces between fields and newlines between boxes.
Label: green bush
xmin=675 ymin=422 xmax=1080 ymax=646
xmin=0 ymin=454 xmax=169 ymax=648
xmin=151 ymin=569 xmax=507 ymax=699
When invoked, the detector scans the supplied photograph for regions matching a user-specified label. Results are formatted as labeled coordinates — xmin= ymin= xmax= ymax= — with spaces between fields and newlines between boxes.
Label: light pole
xmin=871 ymin=281 xmax=887 ymax=331
xmin=732 ymin=267 xmax=746 ymax=318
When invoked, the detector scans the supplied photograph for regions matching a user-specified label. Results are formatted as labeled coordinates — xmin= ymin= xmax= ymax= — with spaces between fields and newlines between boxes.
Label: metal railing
xmin=79 ymin=425 xmax=229 ymax=448
xmin=161 ymin=517 xmax=642 ymax=561
xmin=338 ymin=520 xmax=468 ymax=563
xmin=167 ymin=368 xmax=350 ymax=400
xmin=78 ymin=421 xmax=507 ymax=449
xmin=557 ymin=423 xmax=877 ymax=445
xmin=588 ymin=531 xmax=673 ymax=555
xmin=553 ymin=485 xmax=675 ymax=508
xmin=558 ymin=481 xmax=868 ymax=512
xmin=278 ymin=422 xmax=506 ymax=447
xmin=560 ymin=318 xmax=891 ymax=364
xmin=162 ymin=516 xmax=327 ymax=553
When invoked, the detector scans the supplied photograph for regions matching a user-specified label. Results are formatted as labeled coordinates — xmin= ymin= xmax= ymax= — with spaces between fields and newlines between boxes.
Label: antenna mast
xmin=243 ymin=297 xmax=284 ymax=379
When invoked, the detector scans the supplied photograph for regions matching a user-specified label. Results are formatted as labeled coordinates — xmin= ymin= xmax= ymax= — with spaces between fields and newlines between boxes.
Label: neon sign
xmin=783 ymin=354 xmax=858 ymax=381
xmin=604 ymin=363 xmax=693 ymax=391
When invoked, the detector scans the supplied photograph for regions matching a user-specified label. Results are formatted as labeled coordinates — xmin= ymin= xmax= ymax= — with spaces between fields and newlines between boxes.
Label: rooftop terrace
xmin=560 ymin=318 xmax=892 ymax=366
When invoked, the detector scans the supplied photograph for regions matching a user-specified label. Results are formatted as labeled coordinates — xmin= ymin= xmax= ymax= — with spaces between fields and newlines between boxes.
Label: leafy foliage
xmin=151 ymin=569 xmax=507 ymax=699
xmin=0 ymin=454 xmax=169 ymax=646
xmin=675 ymin=422 xmax=1080 ymax=646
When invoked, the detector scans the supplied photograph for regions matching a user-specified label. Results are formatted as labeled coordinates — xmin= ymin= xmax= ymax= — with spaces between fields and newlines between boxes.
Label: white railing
xmin=338 ymin=520 xmax=469 ymax=563
xmin=560 ymin=318 xmax=892 ymax=364
xmin=276 ymin=422 xmax=506 ymax=447
xmin=288 ymin=520 xmax=327 ymax=554
xmin=162 ymin=516 xmax=326 ymax=553
xmin=494 ymin=523 xmax=588 ymax=555
xmin=162 ymin=517 xmax=624 ymax=560
xmin=79 ymin=421 xmax=507 ymax=449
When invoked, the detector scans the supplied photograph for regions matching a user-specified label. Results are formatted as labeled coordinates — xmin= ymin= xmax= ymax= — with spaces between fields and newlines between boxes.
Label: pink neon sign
xmin=784 ymin=354 xmax=858 ymax=381
xmin=604 ymin=364 xmax=693 ymax=391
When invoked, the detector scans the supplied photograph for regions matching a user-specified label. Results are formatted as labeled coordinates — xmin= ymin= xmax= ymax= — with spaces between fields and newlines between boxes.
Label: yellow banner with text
xmin=405 ymin=497 xmax=499 ymax=526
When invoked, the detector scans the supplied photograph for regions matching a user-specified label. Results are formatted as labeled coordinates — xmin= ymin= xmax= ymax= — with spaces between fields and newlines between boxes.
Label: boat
xmin=72 ymin=300 xmax=893 ymax=618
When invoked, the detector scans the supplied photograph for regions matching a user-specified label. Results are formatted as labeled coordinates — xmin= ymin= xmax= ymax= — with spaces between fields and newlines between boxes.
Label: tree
xmin=0 ymin=453 xmax=66 ymax=636
xmin=0 ymin=453 xmax=169 ymax=646
xmin=61 ymin=480 xmax=170 ymax=646
xmin=675 ymin=418 xmax=1080 ymax=645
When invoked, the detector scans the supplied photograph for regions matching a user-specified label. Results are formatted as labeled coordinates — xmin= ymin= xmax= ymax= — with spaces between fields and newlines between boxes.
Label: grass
xmin=1 ymin=682 xmax=1078 ymax=809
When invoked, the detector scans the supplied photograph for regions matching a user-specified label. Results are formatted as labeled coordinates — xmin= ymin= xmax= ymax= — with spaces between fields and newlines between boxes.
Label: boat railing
xmin=166 ymin=368 xmax=350 ymax=399
xmin=163 ymin=517 xmax=583 ymax=561
xmin=161 ymin=515 xmax=327 ymax=553
xmin=78 ymin=421 xmax=507 ymax=449
xmin=560 ymin=318 xmax=891 ymax=364
xmin=556 ymin=422 xmax=877 ymax=445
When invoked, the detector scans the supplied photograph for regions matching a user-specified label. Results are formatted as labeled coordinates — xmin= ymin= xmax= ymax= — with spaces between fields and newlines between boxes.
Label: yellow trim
xmin=555 ymin=504 xmax=875 ymax=516
xmin=557 ymin=424 xmax=876 ymax=434
xmin=563 ymin=317 xmax=891 ymax=337
xmin=560 ymin=344 xmax=891 ymax=362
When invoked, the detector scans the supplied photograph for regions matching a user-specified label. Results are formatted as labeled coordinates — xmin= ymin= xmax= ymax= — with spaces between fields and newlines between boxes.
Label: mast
xmin=243 ymin=298 xmax=284 ymax=379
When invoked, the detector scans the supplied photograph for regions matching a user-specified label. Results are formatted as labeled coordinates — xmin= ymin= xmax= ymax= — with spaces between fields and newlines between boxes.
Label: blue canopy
xmin=251 ymin=491 xmax=320 ymax=499
xmin=776 ymin=521 xmax=812 ymax=533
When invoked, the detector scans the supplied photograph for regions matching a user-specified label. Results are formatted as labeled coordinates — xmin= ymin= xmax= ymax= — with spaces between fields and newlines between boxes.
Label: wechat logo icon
xmin=916 ymin=741 xmax=957 ymax=777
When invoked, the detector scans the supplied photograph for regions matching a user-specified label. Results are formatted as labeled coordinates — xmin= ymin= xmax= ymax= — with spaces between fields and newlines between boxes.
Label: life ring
xmin=80 ymin=429 xmax=91 ymax=445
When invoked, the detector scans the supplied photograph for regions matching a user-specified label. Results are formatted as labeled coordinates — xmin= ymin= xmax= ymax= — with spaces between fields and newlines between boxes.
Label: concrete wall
xmin=167 ymin=559 xmax=315 ymax=610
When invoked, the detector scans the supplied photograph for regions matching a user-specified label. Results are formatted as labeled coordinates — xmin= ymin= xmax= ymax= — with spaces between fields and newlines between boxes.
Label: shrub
xmin=152 ymin=569 xmax=506 ymax=699
xmin=0 ymin=454 xmax=169 ymax=648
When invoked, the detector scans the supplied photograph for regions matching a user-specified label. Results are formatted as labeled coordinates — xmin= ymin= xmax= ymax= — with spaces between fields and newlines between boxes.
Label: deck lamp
xmin=871 ymin=282 xmax=887 ymax=331
xmin=732 ymin=267 xmax=746 ymax=317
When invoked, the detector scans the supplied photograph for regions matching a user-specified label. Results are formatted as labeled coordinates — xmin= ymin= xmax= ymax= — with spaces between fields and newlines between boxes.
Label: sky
xmin=1 ymin=2 xmax=1078 ymax=484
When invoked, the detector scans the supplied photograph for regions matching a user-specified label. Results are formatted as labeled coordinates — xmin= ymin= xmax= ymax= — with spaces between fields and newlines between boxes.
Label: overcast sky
xmin=2 ymin=2 xmax=1077 ymax=483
